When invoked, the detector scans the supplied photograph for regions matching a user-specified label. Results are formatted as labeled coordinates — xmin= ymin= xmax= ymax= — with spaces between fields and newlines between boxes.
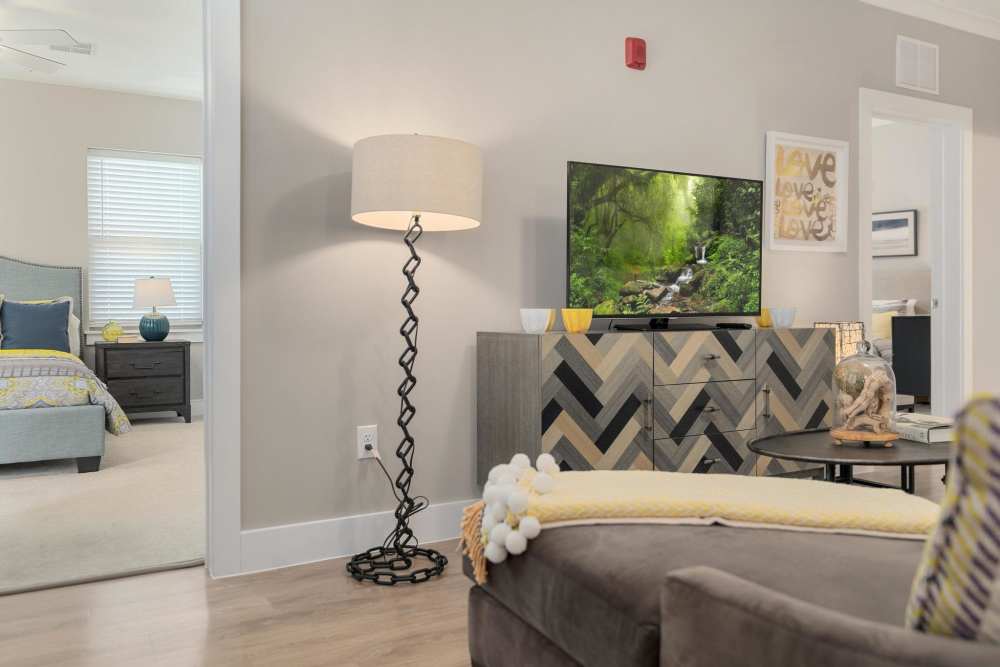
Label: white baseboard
xmin=239 ymin=498 xmax=476 ymax=574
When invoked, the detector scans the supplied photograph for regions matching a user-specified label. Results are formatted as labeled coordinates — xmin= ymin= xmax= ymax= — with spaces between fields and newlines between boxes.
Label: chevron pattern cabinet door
xmin=541 ymin=333 xmax=653 ymax=471
xmin=653 ymin=429 xmax=757 ymax=475
xmin=653 ymin=330 xmax=755 ymax=385
xmin=755 ymin=328 xmax=835 ymax=475
xmin=653 ymin=380 xmax=755 ymax=439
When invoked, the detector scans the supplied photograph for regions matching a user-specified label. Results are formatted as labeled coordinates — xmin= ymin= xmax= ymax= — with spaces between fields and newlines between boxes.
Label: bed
xmin=0 ymin=256 xmax=129 ymax=473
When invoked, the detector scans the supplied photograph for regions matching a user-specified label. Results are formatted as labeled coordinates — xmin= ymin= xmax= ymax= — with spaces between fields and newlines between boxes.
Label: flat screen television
xmin=567 ymin=161 xmax=762 ymax=319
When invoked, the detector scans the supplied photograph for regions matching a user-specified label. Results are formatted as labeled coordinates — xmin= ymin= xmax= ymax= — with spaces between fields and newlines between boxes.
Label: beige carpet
xmin=0 ymin=417 xmax=204 ymax=595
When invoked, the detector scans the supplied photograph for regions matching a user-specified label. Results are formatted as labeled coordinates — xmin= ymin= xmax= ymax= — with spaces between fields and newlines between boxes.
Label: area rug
xmin=0 ymin=417 xmax=204 ymax=595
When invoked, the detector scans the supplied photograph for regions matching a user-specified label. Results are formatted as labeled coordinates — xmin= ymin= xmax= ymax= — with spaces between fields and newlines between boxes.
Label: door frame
xmin=857 ymin=87 xmax=973 ymax=417
xmin=204 ymin=0 xmax=242 ymax=577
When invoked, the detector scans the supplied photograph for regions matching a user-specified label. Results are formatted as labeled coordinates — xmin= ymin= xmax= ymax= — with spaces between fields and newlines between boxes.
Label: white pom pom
xmin=482 ymin=512 xmax=497 ymax=534
xmin=519 ymin=515 xmax=541 ymax=539
xmin=485 ymin=541 xmax=508 ymax=564
xmin=489 ymin=522 xmax=511 ymax=546
xmin=489 ymin=502 xmax=508 ymax=523
xmin=536 ymin=452 xmax=557 ymax=472
xmin=505 ymin=529 xmax=528 ymax=555
xmin=483 ymin=484 xmax=504 ymax=505
xmin=541 ymin=461 xmax=561 ymax=475
xmin=510 ymin=453 xmax=531 ymax=470
xmin=532 ymin=472 xmax=554 ymax=494
xmin=507 ymin=489 xmax=530 ymax=515
xmin=498 ymin=471 xmax=518 ymax=486
xmin=487 ymin=464 xmax=510 ymax=484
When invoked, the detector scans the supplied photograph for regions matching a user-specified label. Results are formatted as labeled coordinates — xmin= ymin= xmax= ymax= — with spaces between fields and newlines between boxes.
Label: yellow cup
xmin=561 ymin=308 xmax=593 ymax=333
xmin=757 ymin=307 xmax=772 ymax=328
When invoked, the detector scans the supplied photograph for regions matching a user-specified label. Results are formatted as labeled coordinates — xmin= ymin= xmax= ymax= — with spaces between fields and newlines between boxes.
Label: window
xmin=87 ymin=149 xmax=203 ymax=331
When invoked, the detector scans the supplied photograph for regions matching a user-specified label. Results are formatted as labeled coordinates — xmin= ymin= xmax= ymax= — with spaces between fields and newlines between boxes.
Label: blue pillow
xmin=0 ymin=300 xmax=71 ymax=352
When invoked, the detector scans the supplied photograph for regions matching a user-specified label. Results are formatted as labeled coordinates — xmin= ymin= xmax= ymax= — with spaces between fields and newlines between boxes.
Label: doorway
xmin=858 ymin=88 xmax=973 ymax=419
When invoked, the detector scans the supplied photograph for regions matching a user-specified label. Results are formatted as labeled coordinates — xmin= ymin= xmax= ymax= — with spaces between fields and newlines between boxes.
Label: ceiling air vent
xmin=896 ymin=35 xmax=939 ymax=95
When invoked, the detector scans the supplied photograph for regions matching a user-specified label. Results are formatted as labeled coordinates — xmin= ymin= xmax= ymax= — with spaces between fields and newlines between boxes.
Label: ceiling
xmin=0 ymin=0 xmax=202 ymax=99
xmin=861 ymin=0 xmax=1000 ymax=41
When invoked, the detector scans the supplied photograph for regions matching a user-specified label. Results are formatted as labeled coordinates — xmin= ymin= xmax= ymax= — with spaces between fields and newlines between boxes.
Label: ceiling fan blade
xmin=0 ymin=29 xmax=78 ymax=47
xmin=51 ymin=42 xmax=93 ymax=55
xmin=0 ymin=44 xmax=64 ymax=73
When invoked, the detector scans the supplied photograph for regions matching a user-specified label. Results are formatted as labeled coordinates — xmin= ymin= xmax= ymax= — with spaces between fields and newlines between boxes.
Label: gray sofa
xmin=465 ymin=524 xmax=1000 ymax=666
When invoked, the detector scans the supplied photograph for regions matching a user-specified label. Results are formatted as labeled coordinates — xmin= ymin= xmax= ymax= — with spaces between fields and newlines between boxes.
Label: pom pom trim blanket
xmin=461 ymin=468 xmax=941 ymax=585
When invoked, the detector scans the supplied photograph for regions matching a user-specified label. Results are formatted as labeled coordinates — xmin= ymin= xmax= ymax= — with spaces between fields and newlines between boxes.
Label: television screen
xmin=567 ymin=161 xmax=762 ymax=317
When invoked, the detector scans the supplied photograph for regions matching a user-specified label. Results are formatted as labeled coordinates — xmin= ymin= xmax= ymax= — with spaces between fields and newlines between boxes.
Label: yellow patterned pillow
xmin=905 ymin=396 xmax=1000 ymax=642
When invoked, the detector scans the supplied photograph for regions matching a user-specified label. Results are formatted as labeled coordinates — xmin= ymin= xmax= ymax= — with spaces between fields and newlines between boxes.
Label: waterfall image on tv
xmin=567 ymin=161 xmax=762 ymax=317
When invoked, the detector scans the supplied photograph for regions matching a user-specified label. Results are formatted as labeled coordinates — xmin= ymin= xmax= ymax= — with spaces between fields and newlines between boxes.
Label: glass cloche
xmin=832 ymin=341 xmax=898 ymax=446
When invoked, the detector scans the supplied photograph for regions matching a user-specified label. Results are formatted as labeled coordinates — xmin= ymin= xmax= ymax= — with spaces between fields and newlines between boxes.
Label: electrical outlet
xmin=357 ymin=424 xmax=378 ymax=460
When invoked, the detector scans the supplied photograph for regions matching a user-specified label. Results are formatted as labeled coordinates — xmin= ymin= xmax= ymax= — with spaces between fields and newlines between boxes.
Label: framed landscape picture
xmin=765 ymin=131 xmax=849 ymax=253
xmin=872 ymin=210 xmax=917 ymax=257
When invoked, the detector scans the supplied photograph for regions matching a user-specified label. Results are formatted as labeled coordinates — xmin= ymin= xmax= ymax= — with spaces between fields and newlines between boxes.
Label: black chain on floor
xmin=346 ymin=214 xmax=448 ymax=585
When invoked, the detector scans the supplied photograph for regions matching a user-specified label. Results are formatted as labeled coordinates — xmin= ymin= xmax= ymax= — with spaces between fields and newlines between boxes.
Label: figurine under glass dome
xmin=831 ymin=341 xmax=898 ymax=447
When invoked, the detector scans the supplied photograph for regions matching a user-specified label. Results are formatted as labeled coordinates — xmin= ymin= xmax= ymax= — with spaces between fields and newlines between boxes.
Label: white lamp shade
xmin=133 ymin=277 xmax=177 ymax=309
xmin=351 ymin=134 xmax=483 ymax=231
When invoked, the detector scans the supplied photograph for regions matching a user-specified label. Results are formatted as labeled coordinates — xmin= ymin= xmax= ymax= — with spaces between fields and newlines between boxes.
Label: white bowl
xmin=769 ymin=307 xmax=797 ymax=328
xmin=520 ymin=308 xmax=553 ymax=334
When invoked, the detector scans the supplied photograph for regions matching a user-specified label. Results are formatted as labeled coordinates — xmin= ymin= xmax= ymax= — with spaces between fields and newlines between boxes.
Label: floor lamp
xmin=347 ymin=134 xmax=483 ymax=585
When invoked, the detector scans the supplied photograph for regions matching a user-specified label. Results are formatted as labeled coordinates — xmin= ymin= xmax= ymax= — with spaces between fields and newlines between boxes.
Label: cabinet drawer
xmin=653 ymin=380 xmax=755 ymax=438
xmin=653 ymin=331 xmax=754 ymax=385
xmin=104 ymin=348 xmax=184 ymax=379
xmin=653 ymin=431 xmax=757 ymax=475
xmin=108 ymin=377 xmax=185 ymax=407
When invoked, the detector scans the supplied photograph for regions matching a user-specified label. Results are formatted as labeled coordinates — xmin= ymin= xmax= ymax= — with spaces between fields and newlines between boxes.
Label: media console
xmin=476 ymin=328 xmax=834 ymax=483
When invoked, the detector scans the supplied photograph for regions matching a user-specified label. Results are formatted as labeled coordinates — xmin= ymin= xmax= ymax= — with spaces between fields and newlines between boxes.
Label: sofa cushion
xmin=472 ymin=523 xmax=925 ymax=667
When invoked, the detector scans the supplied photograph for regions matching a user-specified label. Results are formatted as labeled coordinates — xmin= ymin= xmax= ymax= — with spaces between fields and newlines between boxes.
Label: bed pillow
xmin=905 ymin=396 xmax=1000 ymax=642
xmin=0 ymin=299 xmax=71 ymax=352
xmin=871 ymin=311 xmax=894 ymax=340
xmin=0 ymin=295 xmax=80 ymax=356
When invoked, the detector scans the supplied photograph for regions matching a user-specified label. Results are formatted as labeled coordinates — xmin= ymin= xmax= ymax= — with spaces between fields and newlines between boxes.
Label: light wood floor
xmin=0 ymin=469 xmax=948 ymax=667
xmin=0 ymin=539 xmax=472 ymax=667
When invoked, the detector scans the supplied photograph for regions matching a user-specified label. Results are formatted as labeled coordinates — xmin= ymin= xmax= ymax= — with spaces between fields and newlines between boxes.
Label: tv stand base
xmin=612 ymin=317 xmax=741 ymax=331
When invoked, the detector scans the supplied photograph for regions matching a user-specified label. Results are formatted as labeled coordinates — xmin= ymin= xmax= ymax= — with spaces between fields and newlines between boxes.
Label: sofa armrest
xmin=660 ymin=566 xmax=999 ymax=667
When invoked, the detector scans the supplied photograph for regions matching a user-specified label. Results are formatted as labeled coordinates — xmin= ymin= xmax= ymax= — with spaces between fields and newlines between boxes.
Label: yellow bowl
xmin=561 ymin=308 xmax=593 ymax=333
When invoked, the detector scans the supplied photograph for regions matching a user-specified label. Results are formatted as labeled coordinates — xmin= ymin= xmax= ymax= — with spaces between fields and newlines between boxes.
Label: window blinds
xmin=87 ymin=149 xmax=203 ymax=330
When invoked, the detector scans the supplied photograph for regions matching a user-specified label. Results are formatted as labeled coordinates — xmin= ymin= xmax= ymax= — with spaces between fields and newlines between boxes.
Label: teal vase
xmin=139 ymin=311 xmax=170 ymax=341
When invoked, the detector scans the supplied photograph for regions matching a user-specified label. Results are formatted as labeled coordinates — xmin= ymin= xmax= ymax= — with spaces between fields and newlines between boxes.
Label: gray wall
xmin=871 ymin=120 xmax=932 ymax=313
xmin=2 ymin=79 xmax=205 ymax=399
xmin=241 ymin=0 xmax=1000 ymax=530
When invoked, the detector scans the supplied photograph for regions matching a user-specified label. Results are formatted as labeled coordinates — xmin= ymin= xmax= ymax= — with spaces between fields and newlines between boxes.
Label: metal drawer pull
xmin=130 ymin=361 xmax=161 ymax=370
xmin=702 ymin=406 xmax=719 ymax=413
xmin=704 ymin=457 xmax=721 ymax=465
xmin=703 ymin=353 xmax=720 ymax=361
xmin=643 ymin=398 xmax=653 ymax=432
xmin=762 ymin=385 xmax=772 ymax=418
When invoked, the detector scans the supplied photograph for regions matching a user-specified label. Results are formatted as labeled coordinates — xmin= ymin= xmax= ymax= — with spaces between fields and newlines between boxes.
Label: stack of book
xmin=895 ymin=412 xmax=954 ymax=444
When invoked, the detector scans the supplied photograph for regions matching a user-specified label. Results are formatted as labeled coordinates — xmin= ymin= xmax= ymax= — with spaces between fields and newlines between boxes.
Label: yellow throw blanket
xmin=461 ymin=469 xmax=940 ymax=585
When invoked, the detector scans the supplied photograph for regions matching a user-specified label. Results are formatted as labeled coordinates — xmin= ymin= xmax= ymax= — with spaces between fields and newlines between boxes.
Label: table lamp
xmin=347 ymin=134 xmax=483 ymax=585
xmin=134 ymin=276 xmax=176 ymax=341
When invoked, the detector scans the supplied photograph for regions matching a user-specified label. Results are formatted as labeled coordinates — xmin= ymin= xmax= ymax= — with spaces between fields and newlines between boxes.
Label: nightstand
xmin=95 ymin=340 xmax=191 ymax=422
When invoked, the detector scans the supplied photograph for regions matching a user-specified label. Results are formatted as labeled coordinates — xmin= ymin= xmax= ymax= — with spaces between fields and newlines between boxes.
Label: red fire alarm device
xmin=625 ymin=37 xmax=646 ymax=70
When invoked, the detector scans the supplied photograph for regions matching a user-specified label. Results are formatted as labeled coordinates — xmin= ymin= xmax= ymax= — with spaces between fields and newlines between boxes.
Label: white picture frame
xmin=872 ymin=209 xmax=917 ymax=257
xmin=764 ymin=131 xmax=849 ymax=253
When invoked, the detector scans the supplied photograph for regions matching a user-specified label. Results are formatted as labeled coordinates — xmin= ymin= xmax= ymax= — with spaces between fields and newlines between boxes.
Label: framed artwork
xmin=872 ymin=209 xmax=917 ymax=257
xmin=765 ymin=131 xmax=849 ymax=253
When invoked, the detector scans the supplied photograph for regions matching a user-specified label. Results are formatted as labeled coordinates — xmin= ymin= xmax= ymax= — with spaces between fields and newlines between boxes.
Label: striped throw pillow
xmin=905 ymin=396 xmax=1000 ymax=642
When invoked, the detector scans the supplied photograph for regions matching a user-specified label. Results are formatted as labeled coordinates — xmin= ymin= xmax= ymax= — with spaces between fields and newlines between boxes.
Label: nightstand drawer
xmin=104 ymin=348 xmax=184 ymax=379
xmin=107 ymin=377 xmax=185 ymax=407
